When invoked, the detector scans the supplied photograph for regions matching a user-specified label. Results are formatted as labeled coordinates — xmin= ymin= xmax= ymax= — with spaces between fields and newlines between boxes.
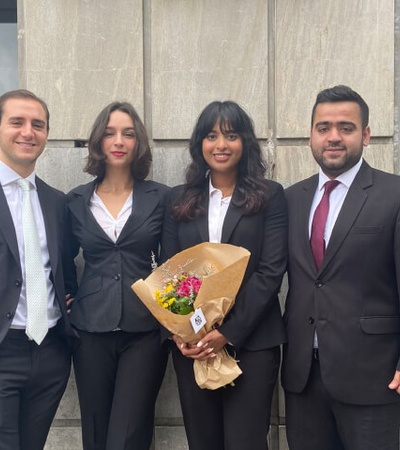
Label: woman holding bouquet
xmin=161 ymin=101 xmax=288 ymax=450
xmin=65 ymin=102 xmax=169 ymax=450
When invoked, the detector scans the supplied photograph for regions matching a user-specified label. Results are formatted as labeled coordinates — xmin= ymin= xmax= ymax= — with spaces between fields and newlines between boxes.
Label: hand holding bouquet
xmin=132 ymin=242 xmax=250 ymax=389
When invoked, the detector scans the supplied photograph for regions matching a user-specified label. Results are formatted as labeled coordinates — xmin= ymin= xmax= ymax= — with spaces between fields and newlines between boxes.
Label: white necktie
xmin=17 ymin=178 xmax=48 ymax=344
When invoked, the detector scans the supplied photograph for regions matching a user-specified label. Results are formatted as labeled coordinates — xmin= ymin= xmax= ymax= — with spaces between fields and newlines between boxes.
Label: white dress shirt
xmin=309 ymin=157 xmax=363 ymax=347
xmin=0 ymin=161 xmax=61 ymax=329
xmin=89 ymin=190 xmax=133 ymax=243
xmin=309 ymin=157 xmax=364 ymax=244
xmin=208 ymin=179 xmax=232 ymax=243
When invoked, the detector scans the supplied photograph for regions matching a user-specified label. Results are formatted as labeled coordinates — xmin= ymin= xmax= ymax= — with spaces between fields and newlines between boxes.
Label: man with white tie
xmin=0 ymin=89 xmax=75 ymax=450
xmin=283 ymin=85 xmax=400 ymax=450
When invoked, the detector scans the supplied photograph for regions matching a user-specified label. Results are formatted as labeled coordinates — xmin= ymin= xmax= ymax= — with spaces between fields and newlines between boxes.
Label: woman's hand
xmin=172 ymin=330 xmax=228 ymax=361
xmin=196 ymin=329 xmax=228 ymax=359
xmin=65 ymin=293 xmax=74 ymax=314
xmin=172 ymin=335 xmax=209 ymax=359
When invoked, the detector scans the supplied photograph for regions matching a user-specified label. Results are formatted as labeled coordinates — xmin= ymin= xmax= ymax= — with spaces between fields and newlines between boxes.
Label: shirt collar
xmin=209 ymin=177 xmax=219 ymax=196
xmin=317 ymin=157 xmax=363 ymax=191
xmin=208 ymin=178 xmax=232 ymax=201
xmin=0 ymin=160 xmax=37 ymax=189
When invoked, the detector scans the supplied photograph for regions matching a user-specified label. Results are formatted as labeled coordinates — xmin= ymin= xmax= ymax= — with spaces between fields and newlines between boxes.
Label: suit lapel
xmin=117 ymin=180 xmax=161 ymax=242
xmin=0 ymin=184 xmax=20 ymax=264
xmin=36 ymin=177 xmax=59 ymax=271
xmin=193 ymin=187 xmax=209 ymax=242
xmin=319 ymin=161 xmax=372 ymax=273
xmin=298 ymin=176 xmax=320 ymax=272
xmin=221 ymin=189 xmax=243 ymax=243
xmin=69 ymin=180 xmax=111 ymax=242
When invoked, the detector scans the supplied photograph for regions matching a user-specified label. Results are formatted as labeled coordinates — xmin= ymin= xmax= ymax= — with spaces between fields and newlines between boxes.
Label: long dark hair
xmin=84 ymin=102 xmax=152 ymax=181
xmin=172 ymin=101 xmax=270 ymax=221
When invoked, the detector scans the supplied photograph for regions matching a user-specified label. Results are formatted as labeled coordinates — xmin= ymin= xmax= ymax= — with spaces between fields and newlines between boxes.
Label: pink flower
xmin=176 ymin=276 xmax=202 ymax=297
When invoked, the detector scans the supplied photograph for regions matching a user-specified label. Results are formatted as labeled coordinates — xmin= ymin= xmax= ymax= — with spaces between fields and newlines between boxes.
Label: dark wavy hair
xmin=172 ymin=101 xmax=270 ymax=221
xmin=0 ymin=89 xmax=50 ymax=130
xmin=84 ymin=102 xmax=152 ymax=181
xmin=311 ymin=85 xmax=369 ymax=129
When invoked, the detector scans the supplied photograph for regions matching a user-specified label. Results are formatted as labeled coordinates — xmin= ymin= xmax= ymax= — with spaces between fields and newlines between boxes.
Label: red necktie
xmin=310 ymin=180 xmax=340 ymax=269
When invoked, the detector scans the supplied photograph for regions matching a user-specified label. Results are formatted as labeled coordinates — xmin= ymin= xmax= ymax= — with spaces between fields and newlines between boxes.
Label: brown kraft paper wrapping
xmin=132 ymin=242 xmax=250 ymax=389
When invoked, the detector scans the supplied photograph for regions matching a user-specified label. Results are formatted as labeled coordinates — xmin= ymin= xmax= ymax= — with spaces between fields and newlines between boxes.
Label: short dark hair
xmin=0 ymin=89 xmax=50 ymax=130
xmin=311 ymin=85 xmax=369 ymax=129
xmin=84 ymin=102 xmax=152 ymax=181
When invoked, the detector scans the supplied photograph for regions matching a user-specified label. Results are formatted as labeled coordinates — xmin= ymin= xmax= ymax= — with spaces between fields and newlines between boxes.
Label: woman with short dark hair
xmin=65 ymin=102 xmax=169 ymax=450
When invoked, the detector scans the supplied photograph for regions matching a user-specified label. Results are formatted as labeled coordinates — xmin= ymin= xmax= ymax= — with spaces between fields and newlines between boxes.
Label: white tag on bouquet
xmin=190 ymin=307 xmax=206 ymax=334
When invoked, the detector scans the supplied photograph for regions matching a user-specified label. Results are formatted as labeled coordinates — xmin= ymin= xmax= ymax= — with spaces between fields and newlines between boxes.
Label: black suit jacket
xmin=65 ymin=179 xmax=170 ymax=333
xmin=282 ymin=161 xmax=400 ymax=405
xmin=161 ymin=180 xmax=287 ymax=351
xmin=0 ymin=177 xmax=75 ymax=345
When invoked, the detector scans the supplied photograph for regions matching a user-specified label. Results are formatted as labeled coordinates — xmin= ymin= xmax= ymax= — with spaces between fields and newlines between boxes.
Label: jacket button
xmin=114 ymin=274 xmax=121 ymax=281
xmin=6 ymin=312 xmax=14 ymax=319
xmin=308 ymin=317 xmax=315 ymax=324
xmin=15 ymin=279 xmax=22 ymax=287
xmin=315 ymin=280 xmax=323 ymax=288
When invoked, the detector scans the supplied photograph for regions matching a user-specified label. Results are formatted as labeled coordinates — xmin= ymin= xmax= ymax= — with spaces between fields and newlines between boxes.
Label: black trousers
xmin=73 ymin=329 xmax=168 ymax=450
xmin=172 ymin=344 xmax=280 ymax=450
xmin=285 ymin=357 xmax=400 ymax=450
xmin=0 ymin=327 xmax=71 ymax=450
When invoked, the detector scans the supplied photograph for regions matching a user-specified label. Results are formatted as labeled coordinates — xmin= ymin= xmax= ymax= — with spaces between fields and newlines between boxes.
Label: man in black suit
xmin=282 ymin=85 xmax=400 ymax=450
xmin=0 ymin=89 xmax=75 ymax=450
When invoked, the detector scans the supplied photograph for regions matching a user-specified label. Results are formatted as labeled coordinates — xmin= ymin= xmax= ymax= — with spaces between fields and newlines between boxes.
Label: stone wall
xmin=14 ymin=0 xmax=399 ymax=448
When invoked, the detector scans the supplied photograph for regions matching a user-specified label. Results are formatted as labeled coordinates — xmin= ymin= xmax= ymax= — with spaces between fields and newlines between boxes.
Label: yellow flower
xmin=165 ymin=284 xmax=174 ymax=293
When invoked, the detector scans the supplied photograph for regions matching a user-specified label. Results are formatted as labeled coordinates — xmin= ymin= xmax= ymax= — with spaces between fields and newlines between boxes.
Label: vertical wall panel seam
xmin=394 ymin=0 xmax=400 ymax=174
xmin=142 ymin=0 xmax=154 ymax=180
xmin=268 ymin=0 xmax=277 ymax=180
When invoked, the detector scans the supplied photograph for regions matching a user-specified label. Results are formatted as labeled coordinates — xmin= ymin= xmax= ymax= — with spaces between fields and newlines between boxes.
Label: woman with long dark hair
xmin=162 ymin=101 xmax=288 ymax=450
xmin=65 ymin=102 xmax=169 ymax=449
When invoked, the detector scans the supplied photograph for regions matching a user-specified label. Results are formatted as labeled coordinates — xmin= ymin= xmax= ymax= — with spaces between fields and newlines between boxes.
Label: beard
xmin=312 ymin=144 xmax=363 ymax=178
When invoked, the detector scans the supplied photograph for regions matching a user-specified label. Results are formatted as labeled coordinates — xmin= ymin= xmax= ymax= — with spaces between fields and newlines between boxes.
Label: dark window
xmin=0 ymin=0 xmax=17 ymax=94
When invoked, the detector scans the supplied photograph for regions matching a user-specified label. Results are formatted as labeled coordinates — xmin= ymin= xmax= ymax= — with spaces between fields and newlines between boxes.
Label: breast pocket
xmin=360 ymin=316 xmax=400 ymax=334
xmin=350 ymin=226 xmax=383 ymax=235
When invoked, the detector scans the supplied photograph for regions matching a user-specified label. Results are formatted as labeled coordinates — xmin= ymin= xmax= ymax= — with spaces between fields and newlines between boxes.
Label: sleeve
xmin=160 ymin=186 xmax=183 ymax=263
xmin=394 ymin=203 xmax=400 ymax=371
xmin=218 ymin=183 xmax=288 ymax=349
xmin=62 ymin=200 xmax=80 ymax=297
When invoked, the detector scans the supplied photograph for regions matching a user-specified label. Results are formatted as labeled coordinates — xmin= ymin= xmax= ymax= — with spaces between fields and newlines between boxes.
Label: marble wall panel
xmin=54 ymin=371 xmax=80 ymax=421
xmin=279 ymin=426 xmax=289 ymax=450
xmin=45 ymin=428 xmax=82 ymax=450
xmin=363 ymin=144 xmax=395 ymax=173
xmin=151 ymin=0 xmax=269 ymax=139
xmin=276 ymin=0 xmax=394 ymax=138
xmin=154 ymin=427 xmax=188 ymax=450
xmin=35 ymin=146 xmax=92 ymax=193
xmin=275 ymin=145 xmax=318 ymax=187
xmin=155 ymin=356 xmax=184 ymax=419
xmin=152 ymin=146 xmax=191 ymax=187
xmin=275 ymin=144 xmax=394 ymax=188
xmin=18 ymin=0 xmax=144 ymax=139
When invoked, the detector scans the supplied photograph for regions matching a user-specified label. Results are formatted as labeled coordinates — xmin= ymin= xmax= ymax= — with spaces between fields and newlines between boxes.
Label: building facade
xmin=1 ymin=0 xmax=399 ymax=448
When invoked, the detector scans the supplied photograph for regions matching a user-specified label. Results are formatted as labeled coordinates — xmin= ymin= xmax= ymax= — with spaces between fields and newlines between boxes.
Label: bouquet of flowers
xmin=132 ymin=242 xmax=250 ymax=390
xmin=156 ymin=272 xmax=204 ymax=315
